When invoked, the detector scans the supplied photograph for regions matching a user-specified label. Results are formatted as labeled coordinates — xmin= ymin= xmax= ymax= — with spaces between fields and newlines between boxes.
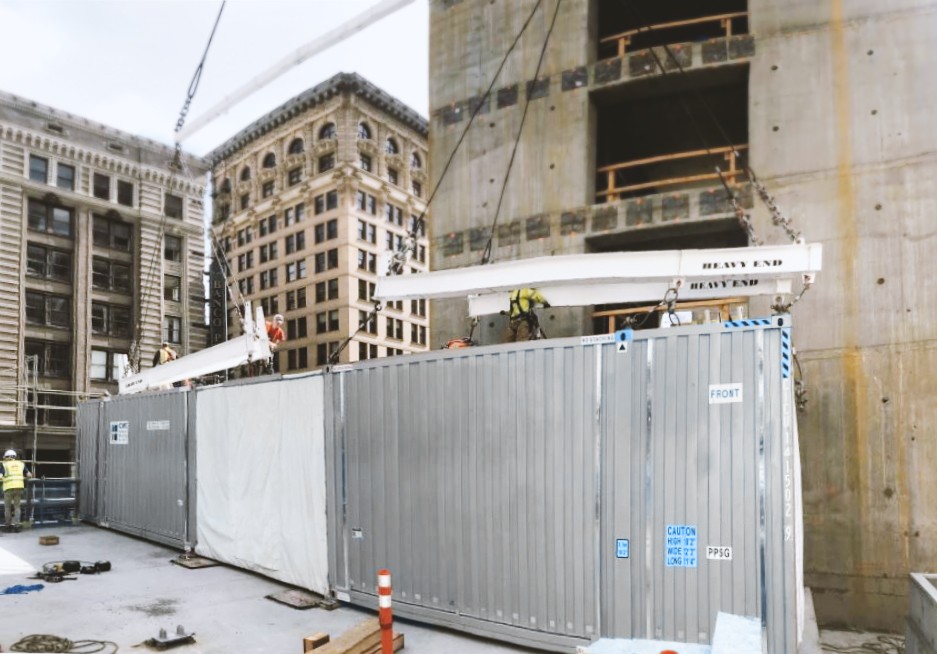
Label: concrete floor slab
xmin=0 ymin=525 xmax=540 ymax=654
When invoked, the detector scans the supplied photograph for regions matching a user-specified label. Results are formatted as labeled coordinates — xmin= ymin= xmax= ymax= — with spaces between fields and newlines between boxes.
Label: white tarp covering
xmin=194 ymin=374 xmax=329 ymax=594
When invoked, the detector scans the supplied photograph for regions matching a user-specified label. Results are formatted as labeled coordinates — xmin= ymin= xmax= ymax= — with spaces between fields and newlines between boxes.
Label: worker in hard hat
xmin=0 ymin=449 xmax=32 ymax=532
xmin=153 ymin=342 xmax=178 ymax=367
xmin=503 ymin=288 xmax=551 ymax=342
xmin=266 ymin=314 xmax=286 ymax=351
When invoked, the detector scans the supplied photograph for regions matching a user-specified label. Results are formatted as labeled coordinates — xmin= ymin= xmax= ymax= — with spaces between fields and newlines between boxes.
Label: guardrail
xmin=600 ymin=12 xmax=748 ymax=58
xmin=26 ymin=477 xmax=79 ymax=528
xmin=593 ymin=297 xmax=749 ymax=333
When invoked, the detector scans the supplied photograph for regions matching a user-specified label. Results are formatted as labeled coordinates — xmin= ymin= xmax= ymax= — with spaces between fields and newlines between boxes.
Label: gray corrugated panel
xmin=77 ymin=400 xmax=102 ymax=521
xmin=95 ymin=390 xmax=190 ymax=548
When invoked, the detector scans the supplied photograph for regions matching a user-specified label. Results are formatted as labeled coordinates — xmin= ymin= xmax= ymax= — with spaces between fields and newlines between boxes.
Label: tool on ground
xmin=144 ymin=625 xmax=195 ymax=650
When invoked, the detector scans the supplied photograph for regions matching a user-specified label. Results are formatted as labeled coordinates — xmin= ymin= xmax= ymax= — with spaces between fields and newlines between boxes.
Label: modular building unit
xmin=325 ymin=317 xmax=803 ymax=652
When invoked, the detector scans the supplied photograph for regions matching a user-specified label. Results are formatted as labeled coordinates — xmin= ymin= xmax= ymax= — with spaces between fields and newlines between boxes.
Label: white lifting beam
xmin=374 ymin=243 xmax=822 ymax=317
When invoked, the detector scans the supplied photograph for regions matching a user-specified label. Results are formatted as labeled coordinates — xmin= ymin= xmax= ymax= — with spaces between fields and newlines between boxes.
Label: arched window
xmin=240 ymin=167 xmax=251 ymax=181
xmin=385 ymin=138 xmax=399 ymax=155
xmin=410 ymin=152 xmax=422 ymax=169
xmin=262 ymin=153 xmax=276 ymax=169
xmin=288 ymin=138 xmax=304 ymax=155
xmin=319 ymin=122 xmax=337 ymax=139
xmin=357 ymin=122 xmax=372 ymax=140
xmin=220 ymin=178 xmax=231 ymax=193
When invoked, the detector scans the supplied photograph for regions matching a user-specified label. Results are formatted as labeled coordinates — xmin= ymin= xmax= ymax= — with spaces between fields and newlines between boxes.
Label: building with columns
xmin=207 ymin=73 xmax=430 ymax=371
xmin=0 ymin=90 xmax=209 ymax=472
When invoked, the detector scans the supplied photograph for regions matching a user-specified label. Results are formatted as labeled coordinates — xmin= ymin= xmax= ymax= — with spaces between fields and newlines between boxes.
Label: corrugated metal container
xmin=77 ymin=389 xmax=193 ymax=548
xmin=325 ymin=317 xmax=801 ymax=652
xmin=908 ymin=573 xmax=937 ymax=654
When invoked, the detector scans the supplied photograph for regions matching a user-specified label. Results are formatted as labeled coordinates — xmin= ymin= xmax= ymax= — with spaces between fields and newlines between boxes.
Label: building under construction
xmin=0 ymin=92 xmax=209 ymax=476
xmin=425 ymin=0 xmax=936 ymax=633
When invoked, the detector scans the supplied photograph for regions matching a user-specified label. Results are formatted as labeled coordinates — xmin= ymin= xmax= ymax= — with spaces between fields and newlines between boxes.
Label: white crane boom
xmin=176 ymin=0 xmax=417 ymax=143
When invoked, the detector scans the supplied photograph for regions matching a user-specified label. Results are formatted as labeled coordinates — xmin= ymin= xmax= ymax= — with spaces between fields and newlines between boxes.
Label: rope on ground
xmin=819 ymin=634 xmax=905 ymax=654
xmin=10 ymin=635 xmax=119 ymax=653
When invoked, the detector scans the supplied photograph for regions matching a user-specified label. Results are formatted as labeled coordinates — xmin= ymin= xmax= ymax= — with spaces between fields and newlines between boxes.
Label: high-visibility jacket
xmin=509 ymin=288 xmax=549 ymax=319
xmin=1 ymin=459 xmax=27 ymax=492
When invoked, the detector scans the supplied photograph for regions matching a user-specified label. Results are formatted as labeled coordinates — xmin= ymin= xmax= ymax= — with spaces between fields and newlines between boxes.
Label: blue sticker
xmin=616 ymin=539 xmax=629 ymax=559
xmin=664 ymin=524 xmax=698 ymax=568
xmin=615 ymin=328 xmax=634 ymax=343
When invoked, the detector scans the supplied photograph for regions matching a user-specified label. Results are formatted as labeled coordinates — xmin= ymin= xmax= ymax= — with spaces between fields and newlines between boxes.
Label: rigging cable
xmin=329 ymin=0 xmax=549 ymax=364
xmin=479 ymin=0 xmax=563 ymax=266
xmin=128 ymin=0 xmax=227 ymax=372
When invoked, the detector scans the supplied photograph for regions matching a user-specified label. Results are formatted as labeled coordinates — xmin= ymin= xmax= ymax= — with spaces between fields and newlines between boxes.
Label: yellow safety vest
xmin=2 ymin=459 xmax=26 ymax=492
xmin=509 ymin=288 xmax=548 ymax=318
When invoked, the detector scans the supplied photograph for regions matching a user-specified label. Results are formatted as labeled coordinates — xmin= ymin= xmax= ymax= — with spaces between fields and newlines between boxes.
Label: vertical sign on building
xmin=209 ymin=258 xmax=227 ymax=346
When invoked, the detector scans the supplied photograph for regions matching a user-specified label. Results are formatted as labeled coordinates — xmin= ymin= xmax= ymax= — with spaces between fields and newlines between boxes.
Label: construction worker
xmin=153 ymin=342 xmax=177 ymax=366
xmin=503 ymin=288 xmax=550 ymax=342
xmin=266 ymin=314 xmax=286 ymax=350
xmin=0 ymin=449 xmax=32 ymax=532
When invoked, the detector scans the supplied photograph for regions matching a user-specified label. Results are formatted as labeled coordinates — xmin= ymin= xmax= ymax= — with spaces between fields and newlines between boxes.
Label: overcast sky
xmin=0 ymin=0 xmax=429 ymax=157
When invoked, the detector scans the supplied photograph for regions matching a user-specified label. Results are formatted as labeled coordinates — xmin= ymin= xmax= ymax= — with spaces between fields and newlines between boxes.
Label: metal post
xmin=377 ymin=569 xmax=393 ymax=654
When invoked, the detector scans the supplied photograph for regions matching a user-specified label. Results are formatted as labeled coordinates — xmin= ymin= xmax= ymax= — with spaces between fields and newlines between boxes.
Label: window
xmin=93 ymin=173 xmax=111 ymax=200
xmin=356 ymin=191 xmax=376 ymax=215
xmin=26 ymin=244 xmax=71 ymax=281
xmin=92 ymin=302 xmax=132 ymax=337
xmin=288 ymin=167 xmax=302 ymax=186
xmin=317 ymin=341 xmax=339 ymax=366
xmin=326 ymin=190 xmax=338 ymax=210
xmin=314 ymin=220 xmax=337 ymax=244
xmin=238 ymin=276 xmax=254 ymax=295
xmin=357 ymin=249 xmax=377 ymax=273
xmin=26 ymin=291 xmax=70 ymax=327
xmin=388 ymin=168 xmax=398 ymax=185
xmin=92 ymin=258 xmax=132 ymax=293
xmin=316 ymin=310 xmax=339 ymax=333
xmin=357 ymin=220 xmax=376 ymax=244
xmin=358 ymin=279 xmax=375 ymax=302
xmin=410 ymin=152 xmax=422 ymax=169
xmin=165 ymin=193 xmax=183 ymax=219
xmin=260 ymin=296 xmax=280 ymax=316
xmin=412 ymin=180 xmax=422 ymax=197
xmin=411 ymin=324 xmax=427 ymax=346
xmin=318 ymin=153 xmax=335 ymax=173
xmin=286 ymin=260 xmax=307 ymax=282
xmin=117 ymin=180 xmax=134 ymax=207
xmin=28 ymin=199 xmax=74 ymax=238
xmin=260 ymin=268 xmax=278 ymax=290
xmin=385 ymin=204 xmax=403 ymax=225
xmin=286 ymin=287 xmax=307 ymax=310
xmin=164 ymin=274 xmax=181 ymax=302
xmin=262 ymin=181 xmax=275 ymax=198
xmin=266 ymin=215 xmax=277 ymax=234
xmin=361 ymin=312 xmax=377 ymax=335
xmin=219 ymin=178 xmax=231 ymax=194
xmin=287 ymin=317 xmax=308 ymax=339
xmin=259 ymin=242 xmax=278 ymax=263
xmin=288 ymin=138 xmax=304 ymax=154
xmin=357 ymin=122 xmax=372 ymax=140
xmin=360 ymin=154 xmax=372 ymax=172
xmin=410 ymin=214 xmax=426 ymax=236
xmin=163 ymin=315 xmax=182 ymax=344
xmin=319 ymin=122 xmax=337 ymax=139
xmin=25 ymin=340 xmax=70 ymax=378
xmin=218 ymin=203 xmax=231 ymax=221
xmin=285 ymin=231 xmax=305 ymax=254
xmin=358 ymin=342 xmax=379 ymax=360
xmin=90 ymin=349 xmax=122 ymax=382
xmin=56 ymin=163 xmax=75 ymax=190
xmin=165 ymin=240 xmax=181 ymax=270
xmin=316 ymin=278 xmax=339 ymax=303
xmin=29 ymin=155 xmax=48 ymax=183
xmin=385 ymin=138 xmax=399 ymax=155
xmin=411 ymin=299 xmax=427 ymax=317
xmin=386 ymin=317 xmax=404 ymax=340
xmin=314 ymin=249 xmax=337 ymax=273
xmin=262 ymin=153 xmax=276 ymax=168
xmin=416 ymin=244 xmax=426 ymax=263
xmin=240 ymin=166 xmax=252 ymax=181
xmin=240 ymin=193 xmax=250 ymax=211
xmin=287 ymin=347 xmax=308 ymax=371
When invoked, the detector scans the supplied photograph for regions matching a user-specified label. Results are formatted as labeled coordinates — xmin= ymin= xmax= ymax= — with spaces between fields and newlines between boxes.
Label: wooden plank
xmin=314 ymin=619 xmax=380 ymax=654
xmin=303 ymin=632 xmax=330 ymax=652
xmin=597 ymin=145 xmax=747 ymax=174
xmin=361 ymin=632 xmax=404 ymax=654
xmin=599 ymin=12 xmax=748 ymax=44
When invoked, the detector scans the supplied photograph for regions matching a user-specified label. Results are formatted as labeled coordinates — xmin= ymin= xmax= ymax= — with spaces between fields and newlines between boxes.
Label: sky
xmin=0 ymin=0 xmax=429 ymax=157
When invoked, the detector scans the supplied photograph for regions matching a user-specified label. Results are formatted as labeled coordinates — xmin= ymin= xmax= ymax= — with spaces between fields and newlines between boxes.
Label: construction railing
xmin=600 ymin=12 xmax=749 ymax=58
xmin=596 ymin=144 xmax=747 ymax=202
xmin=27 ymin=477 xmax=79 ymax=528
xmin=593 ymin=297 xmax=749 ymax=333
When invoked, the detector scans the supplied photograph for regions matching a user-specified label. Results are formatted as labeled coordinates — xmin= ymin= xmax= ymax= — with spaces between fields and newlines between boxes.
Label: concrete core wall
xmin=429 ymin=0 xmax=937 ymax=633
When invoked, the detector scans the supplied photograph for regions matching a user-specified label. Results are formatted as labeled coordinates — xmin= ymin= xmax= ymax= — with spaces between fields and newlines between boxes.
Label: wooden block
xmin=361 ymin=632 xmax=404 ymax=654
xmin=39 ymin=535 xmax=59 ymax=546
xmin=314 ymin=618 xmax=380 ymax=654
xmin=303 ymin=632 xmax=330 ymax=652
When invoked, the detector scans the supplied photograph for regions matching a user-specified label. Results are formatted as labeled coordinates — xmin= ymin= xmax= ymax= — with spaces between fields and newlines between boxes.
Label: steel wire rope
xmin=819 ymin=634 xmax=905 ymax=654
xmin=10 ymin=634 xmax=118 ymax=653
xmin=622 ymin=1 xmax=802 ymax=244
xmin=328 ymin=0 xmax=548 ymax=364
xmin=130 ymin=0 xmax=227 ymax=371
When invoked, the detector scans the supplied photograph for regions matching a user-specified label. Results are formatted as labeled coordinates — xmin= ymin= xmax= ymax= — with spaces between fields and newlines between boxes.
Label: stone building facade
xmin=428 ymin=0 xmax=937 ymax=633
xmin=207 ymin=73 xmax=430 ymax=371
xmin=0 ymin=91 xmax=208 ymax=468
